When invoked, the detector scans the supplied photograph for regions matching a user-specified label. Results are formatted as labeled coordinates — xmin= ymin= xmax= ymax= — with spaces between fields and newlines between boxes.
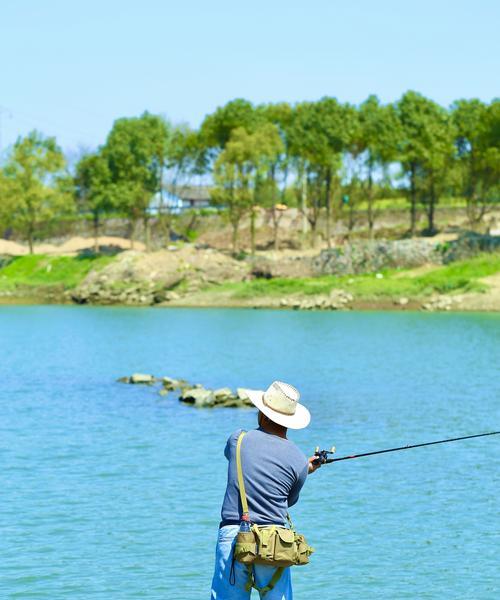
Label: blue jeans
xmin=210 ymin=525 xmax=293 ymax=599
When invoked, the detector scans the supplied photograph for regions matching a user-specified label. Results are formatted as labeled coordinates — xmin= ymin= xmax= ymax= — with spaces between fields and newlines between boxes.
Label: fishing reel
xmin=312 ymin=446 xmax=336 ymax=465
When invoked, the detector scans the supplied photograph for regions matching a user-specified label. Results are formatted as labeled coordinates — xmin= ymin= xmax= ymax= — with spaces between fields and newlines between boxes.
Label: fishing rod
xmin=313 ymin=431 xmax=500 ymax=465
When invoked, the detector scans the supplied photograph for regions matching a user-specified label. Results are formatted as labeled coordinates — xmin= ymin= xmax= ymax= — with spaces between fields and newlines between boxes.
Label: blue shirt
xmin=220 ymin=427 xmax=309 ymax=526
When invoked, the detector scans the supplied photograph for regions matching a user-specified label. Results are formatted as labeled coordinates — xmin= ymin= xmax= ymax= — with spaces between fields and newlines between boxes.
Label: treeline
xmin=0 ymin=91 xmax=498 ymax=253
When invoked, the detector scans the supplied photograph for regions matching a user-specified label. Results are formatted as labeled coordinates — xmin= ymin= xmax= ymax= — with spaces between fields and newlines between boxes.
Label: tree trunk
xmin=273 ymin=214 xmax=279 ymax=252
xmin=325 ymin=167 xmax=332 ymax=248
xmin=250 ymin=209 xmax=256 ymax=255
xmin=310 ymin=219 xmax=317 ymax=248
xmin=93 ymin=212 xmax=99 ymax=254
xmin=348 ymin=202 xmax=356 ymax=236
xmin=232 ymin=221 xmax=239 ymax=254
xmin=409 ymin=163 xmax=417 ymax=237
xmin=301 ymin=174 xmax=308 ymax=238
xmin=27 ymin=205 xmax=35 ymax=254
xmin=143 ymin=215 xmax=150 ymax=252
xmin=309 ymin=201 xmax=319 ymax=248
xmin=367 ymin=162 xmax=375 ymax=239
xmin=28 ymin=227 xmax=34 ymax=254
xmin=158 ymin=173 xmax=171 ymax=245
xmin=272 ymin=209 xmax=283 ymax=252
xmin=427 ymin=181 xmax=436 ymax=234
xmin=130 ymin=219 xmax=136 ymax=249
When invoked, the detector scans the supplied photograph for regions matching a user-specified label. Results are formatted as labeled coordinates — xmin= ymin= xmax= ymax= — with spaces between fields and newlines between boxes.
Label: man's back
xmin=221 ymin=427 xmax=308 ymax=526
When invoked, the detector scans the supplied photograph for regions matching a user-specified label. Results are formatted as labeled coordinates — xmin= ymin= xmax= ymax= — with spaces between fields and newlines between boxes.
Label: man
xmin=210 ymin=381 xmax=320 ymax=599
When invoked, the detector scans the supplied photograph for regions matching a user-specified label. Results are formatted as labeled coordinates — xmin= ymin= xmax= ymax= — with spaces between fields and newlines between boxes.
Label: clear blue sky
xmin=1 ymin=0 xmax=498 ymax=154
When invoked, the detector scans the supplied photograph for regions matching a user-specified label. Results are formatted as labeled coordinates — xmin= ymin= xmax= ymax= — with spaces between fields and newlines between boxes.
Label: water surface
xmin=1 ymin=307 xmax=499 ymax=598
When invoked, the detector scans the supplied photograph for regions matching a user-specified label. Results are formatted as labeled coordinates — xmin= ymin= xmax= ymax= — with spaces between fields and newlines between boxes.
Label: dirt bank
xmin=0 ymin=236 xmax=145 ymax=256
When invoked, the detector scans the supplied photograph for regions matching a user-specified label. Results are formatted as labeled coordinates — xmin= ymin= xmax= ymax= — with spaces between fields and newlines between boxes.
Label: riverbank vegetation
xmin=1 ymin=93 xmax=498 ymax=254
xmin=0 ymin=254 xmax=113 ymax=295
xmin=198 ymin=254 xmax=500 ymax=301
xmin=1 ymin=252 xmax=498 ymax=309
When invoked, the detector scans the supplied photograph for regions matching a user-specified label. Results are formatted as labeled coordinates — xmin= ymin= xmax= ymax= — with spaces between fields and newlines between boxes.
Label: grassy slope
xmin=0 ymin=255 xmax=114 ymax=293
xmin=201 ymin=254 xmax=500 ymax=301
xmin=1 ymin=252 xmax=498 ymax=305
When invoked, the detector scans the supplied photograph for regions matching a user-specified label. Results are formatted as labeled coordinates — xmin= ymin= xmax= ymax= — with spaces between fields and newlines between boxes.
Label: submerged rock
xmin=118 ymin=373 xmax=156 ymax=384
xmin=179 ymin=387 xmax=216 ymax=407
xmin=236 ymin=388 xmax=253 ymax=406
xmin=130 ymin=373 xmax=156 ymax=384
xmin=119 ymin=373 xmax=254 ymax=408
xmin=162 ymin=376 xmax=187 ymax=391
xmin=214 ymin=387 xmax=233 ymax=399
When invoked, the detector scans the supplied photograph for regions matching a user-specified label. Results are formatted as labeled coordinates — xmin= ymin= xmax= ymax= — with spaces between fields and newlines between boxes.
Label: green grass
xmin=205 ymin=254 xmax=500 ymax=301
xmin=0 ymin=254 xmax=114 ymax=292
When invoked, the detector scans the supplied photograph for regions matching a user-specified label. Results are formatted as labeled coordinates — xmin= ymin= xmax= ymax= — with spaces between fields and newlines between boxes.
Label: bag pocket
xmin=234 ymin=531 xmax=257 ymax=564
xmin=272 ymin=527 xmax=296 ymax=566
xmin=295 ymin=534 xmax=314 ymax=565
xmin=253 ymin=526 xmax=277 ymax=564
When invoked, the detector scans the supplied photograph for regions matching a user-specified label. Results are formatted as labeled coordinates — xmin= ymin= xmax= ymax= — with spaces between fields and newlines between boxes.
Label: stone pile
xmin=279 ymin=289 xmax=353 ymax=311
xmin=421 ymin=295 xmax=463 ymax=311
xmin=117 ymin=373 xmax=253 ymax=408
xmin=442 ymin=232 xmax=500 ymax=263
xmin=314 ymin=240 xmax=443 ymax=275
xmin=179 ymin=386 xmax=252 ymax=408
xmin=72 ymin=247 xmax=249 ymax=305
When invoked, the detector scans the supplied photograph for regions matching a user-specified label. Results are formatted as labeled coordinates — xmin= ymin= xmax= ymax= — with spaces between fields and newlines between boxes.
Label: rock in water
xmin=236 ymin=388 xmax=253 ymax=406
xmin=179 ymin=388 xmax=216 ymax=407
xmin=214 ymin=387 xmax=233 ymax=399
xmin=162 ymin=376 xmax=186 ymax=391
xmin=129 ymin=373 xmax=156 ymax=384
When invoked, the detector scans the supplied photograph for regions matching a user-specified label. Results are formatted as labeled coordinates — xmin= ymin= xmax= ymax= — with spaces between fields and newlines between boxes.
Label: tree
xmin=2 ymin=130 xmax=72 ymax=253
xmin=396 ymin=91 xmax=454 ymax=235
xmin=212 ymin=124 xmax=283 ymax=253
xmin=452 ymin=99 xmax=499 ymax=226
xmin=74 ymin=151 xmax=113 ymax=252
xmin=200 ymin=98 xmax=261 ymax=151
xmin=419 ymin=110 xmax=455 ymax=234
xmin=103 ymin=112 xmax=170 ymax=249
xmin=354 ymin=96 xmax=400 ymax=237
xmin=259 ymin=102 xmax=293 ymax=250
xmin=288 ymin=98 xmax=356 ymax=247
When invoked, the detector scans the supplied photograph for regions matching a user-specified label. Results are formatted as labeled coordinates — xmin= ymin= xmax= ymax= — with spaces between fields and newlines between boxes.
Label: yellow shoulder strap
xmin=236 ymin=431 xmax=249 ymax=518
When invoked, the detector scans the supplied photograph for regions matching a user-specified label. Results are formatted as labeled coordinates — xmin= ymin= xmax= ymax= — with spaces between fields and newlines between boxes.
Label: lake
xmin=1 ymin=306 xmax=499 ymax=599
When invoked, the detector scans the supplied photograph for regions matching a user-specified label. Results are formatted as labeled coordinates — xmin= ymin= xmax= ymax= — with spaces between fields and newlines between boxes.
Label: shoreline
xmin=1 ymin=292 xmax=498 ymax=312
xmin=1 ymin=248 xmax=499 ymax=312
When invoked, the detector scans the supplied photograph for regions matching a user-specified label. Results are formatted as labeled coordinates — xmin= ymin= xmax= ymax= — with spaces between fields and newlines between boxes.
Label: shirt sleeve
xmin=224 ymin=429 xmax=243 ymax=460
xmin=288 ymin=461 xmax=309 ymax=507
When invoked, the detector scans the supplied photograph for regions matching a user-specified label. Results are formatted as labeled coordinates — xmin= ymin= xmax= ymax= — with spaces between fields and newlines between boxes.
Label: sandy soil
xmin=0 ymin=236 xmax=145 ymax=255
xmin=456 ymin=272 xmax=500 ymax=311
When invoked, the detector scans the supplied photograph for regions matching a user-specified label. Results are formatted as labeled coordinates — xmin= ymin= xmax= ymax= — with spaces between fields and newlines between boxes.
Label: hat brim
xmin=242 ymin=389 xmax=311 ymax=430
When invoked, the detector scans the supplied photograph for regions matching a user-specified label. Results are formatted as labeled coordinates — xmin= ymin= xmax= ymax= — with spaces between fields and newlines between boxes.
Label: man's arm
xmin=288 ymin=455 xmax=322 ymax=507
xmin=288 ymin=462 xmax=308 ymax=507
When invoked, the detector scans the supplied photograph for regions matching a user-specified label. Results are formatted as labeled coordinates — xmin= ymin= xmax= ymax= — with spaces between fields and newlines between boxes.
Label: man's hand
xmin=308 ymin=455 xmax=321 ymax=474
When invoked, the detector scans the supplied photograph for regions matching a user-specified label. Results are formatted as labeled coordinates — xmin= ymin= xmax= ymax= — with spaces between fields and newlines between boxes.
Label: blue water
xmin=1 ymin=306 xmax=499 ymax=599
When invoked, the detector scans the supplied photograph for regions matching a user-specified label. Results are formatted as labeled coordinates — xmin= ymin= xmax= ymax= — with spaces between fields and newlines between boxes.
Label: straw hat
xmin=242 ymin=381 xmax=311 ymax=429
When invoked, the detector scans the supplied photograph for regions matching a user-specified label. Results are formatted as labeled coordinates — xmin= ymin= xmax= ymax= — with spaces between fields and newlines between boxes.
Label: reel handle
xmin=313 ymin=446 xmax=336 ymax=465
